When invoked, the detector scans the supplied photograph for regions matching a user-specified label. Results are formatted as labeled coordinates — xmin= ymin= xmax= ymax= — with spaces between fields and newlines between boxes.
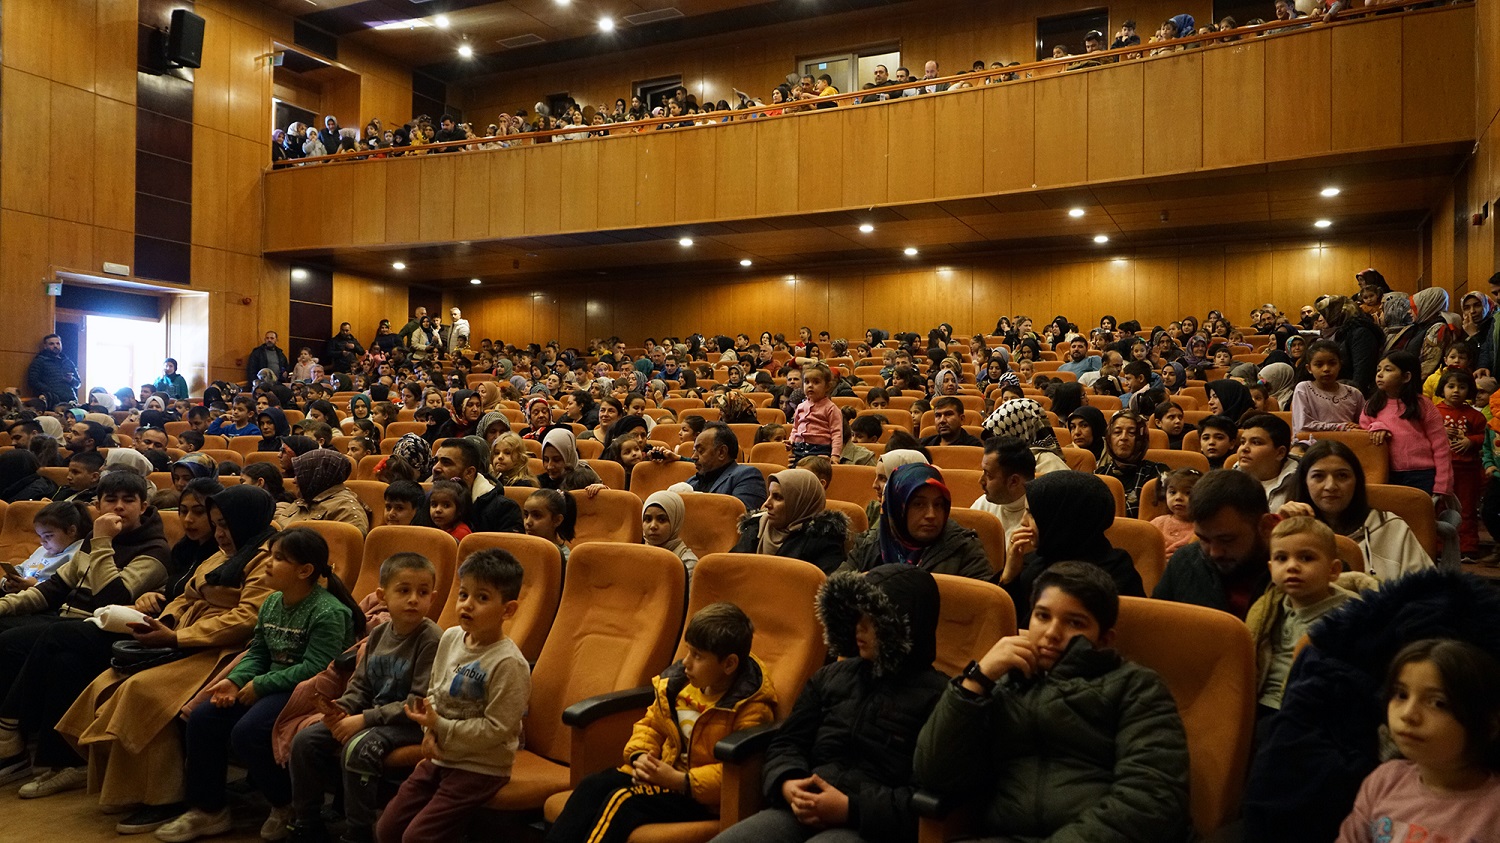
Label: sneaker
xmin=154 ymin=807 xmax=231 ymax=842
xmin=117 ymin=803 xmax=187 ymax=835
xmin=18 ymin=765 xmax=86 ymax=798
xmin=0 ymin=751 xmax=32 ymax=787
xmin=261 ymin=805 xmax=294 ymax=841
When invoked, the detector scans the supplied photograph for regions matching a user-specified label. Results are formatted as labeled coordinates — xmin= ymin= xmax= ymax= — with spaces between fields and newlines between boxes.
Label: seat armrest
xmin=913 ymin=790 xmax=977 ymax=843
xmin=714 ymin=722 xmax=781 ymax=763
xmin=562 ymin=686 xmax=653 ymax=728
xmin=911 ymin=790 xmax=953 ymax=818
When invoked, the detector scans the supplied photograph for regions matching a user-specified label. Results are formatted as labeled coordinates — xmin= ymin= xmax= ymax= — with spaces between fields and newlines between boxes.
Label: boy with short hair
xmin=376 ymin=549 xmax=530 ymax=843
xmin=383 ymin=481 xmax=426 ymax=527
xmin=914 ymin=562 xmax=1190 ymax=841
xmin=1236 ymin=413 xmax=1298 ymax=510
xmin=177 ymin=429 xmax=204 ymax=453
xmin=206 ymin=396 xmax=260 ymax=438
xmin=1197 ymin=414 xmax=1239 ymax=469
xmin=289 ymin=553 xmax=443 ymax=843
xmin=1121 ymin=360 xmax=1152 ymax=402
xmin=1247 ymin=517 xmax=1358 ymax=714
xmin=55 ymin=450 xmax=104 ymax=503
xmin=546 ymin=603 xmax=776 ymax=843
xmin=795 ymin=455 xmax=833 ymax=489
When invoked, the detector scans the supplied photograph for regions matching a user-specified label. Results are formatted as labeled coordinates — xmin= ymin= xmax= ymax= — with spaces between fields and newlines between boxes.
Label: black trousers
xmin=546 ymin=768 xmax=712 ymax=843
xmin=0 ymin=616 xmax=122 ymax=767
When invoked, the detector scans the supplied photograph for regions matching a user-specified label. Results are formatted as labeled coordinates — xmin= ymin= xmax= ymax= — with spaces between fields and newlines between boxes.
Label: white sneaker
xmin=154 ymin=807 xmax=232 ymax=842
xmin=19 ymin=765 xmax=87 ymax=798
xmin=260 ymin=805 xmax=293 ymax=841
xmin=0 ymin=751 xmax=32 ymax=787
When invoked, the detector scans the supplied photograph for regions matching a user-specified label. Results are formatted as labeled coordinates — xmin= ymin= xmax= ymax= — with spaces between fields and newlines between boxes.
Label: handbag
xmin=110 ymin=640 xmax=191 ymax=675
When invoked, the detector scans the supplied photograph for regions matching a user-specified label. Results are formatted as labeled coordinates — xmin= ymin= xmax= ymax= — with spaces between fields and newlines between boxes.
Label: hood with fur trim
xmin=816 ymin=564 xmax=939 ymax=677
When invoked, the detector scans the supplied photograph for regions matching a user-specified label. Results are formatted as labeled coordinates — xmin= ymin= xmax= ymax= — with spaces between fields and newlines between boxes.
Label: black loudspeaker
xmin=167 ymin=9 xmax=206 ymax=68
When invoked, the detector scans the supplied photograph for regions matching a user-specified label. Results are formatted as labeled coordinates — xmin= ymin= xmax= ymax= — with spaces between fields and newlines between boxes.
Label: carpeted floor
xmin=4 ymin=779 xmax=265 ymax=842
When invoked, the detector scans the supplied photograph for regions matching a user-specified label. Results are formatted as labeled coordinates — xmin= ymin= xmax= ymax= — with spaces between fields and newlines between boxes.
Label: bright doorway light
xmin=85 ymin=314 xmax=165 ymax=399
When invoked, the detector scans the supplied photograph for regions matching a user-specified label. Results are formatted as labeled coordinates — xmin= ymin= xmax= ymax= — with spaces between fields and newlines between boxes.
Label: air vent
xmin=499 ymin=33 xmax=545 ymax=49
xmin=623 ymin=8 xmax=683 ymax=25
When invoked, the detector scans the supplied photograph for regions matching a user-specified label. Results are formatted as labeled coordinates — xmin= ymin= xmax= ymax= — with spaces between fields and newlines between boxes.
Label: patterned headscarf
xmin=981 ymin=398 xmax=1057 ymax=450
xmin=878 ymin=463 xmax=951 ymax=567
xmin=292 ymin=448 xmax=351 ymax=502
xmin=391 ymin=433 xmax=433 ymax=479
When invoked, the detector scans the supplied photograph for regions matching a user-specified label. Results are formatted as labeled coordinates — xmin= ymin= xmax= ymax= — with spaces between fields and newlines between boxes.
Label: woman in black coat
xmin=731 ymin=468 xmax=848 ymax=573
xmin=0 ymin=450 xmax=57 ymax=504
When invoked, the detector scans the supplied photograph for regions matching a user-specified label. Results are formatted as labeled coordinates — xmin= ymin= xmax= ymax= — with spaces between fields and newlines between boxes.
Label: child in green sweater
xmin=156 ymin=528 xmax=364 ymax=843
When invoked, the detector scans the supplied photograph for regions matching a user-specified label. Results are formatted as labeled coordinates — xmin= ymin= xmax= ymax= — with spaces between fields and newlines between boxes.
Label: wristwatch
xmin=961 ymin=660 xmax=996 ymax=694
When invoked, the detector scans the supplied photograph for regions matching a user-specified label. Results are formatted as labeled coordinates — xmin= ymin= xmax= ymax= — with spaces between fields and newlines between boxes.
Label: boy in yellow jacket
xmin=546 ymin=602 xmax=777 ymax=843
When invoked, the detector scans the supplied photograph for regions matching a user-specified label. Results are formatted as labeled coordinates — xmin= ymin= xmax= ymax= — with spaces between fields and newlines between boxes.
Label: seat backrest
xmin=575 ymin=438 xmax=603 ymax=460
xmin=245 ymin=451 xmax=281 ymax=466
xmin=385 ymin=421 xmax=426 ymax=439
xmin=160 ymin=508 xmax=185 ymax=548
xmin=1335 ymin=534 xmax=1365 ymax=573
xmin=0 ymin=500 xmax=47 ymax=563
xmin=728 ymin=424 xmax=760 ymax=455
xmin=1147 ymin=449 xmax=1210 ymax=473
xmin=570 ymin=489 xmax=643 ymax=544
xmin=824 ymin=499 xmax=868 ymax=533
xmin=353 ymin=526 xmax=459 ymax=617
xmin=1137 ymin=477 xmax=1169 ymax=521
xmin=356 ymin=454 xmax=383 ymax=481
xmin=827 ymin=464 xmax=878 ymax=505
xmin=1104 ymin=517 xmax=1168 ymax=594
xmin=748 ymin=442 xmax=790 ymax=467
xmin=200 ymin=448 xmax=241 ymax=467
xmin=1299 ymin=429 xmax=1389 ymax=484
xmin=676 ymin=493 xmax=746 ymax=559
xmin=1096 ymin=473 xmax=1127 ymax=516
xmin=927 ymin=445 xmax=983 ymax=471
xmin=1060 ymin=446 xmax=1096 ymax=473
xmin=1111 ymin=596 xmax=1256 ymax=836
xmin=939 ymin=468 xmax=983 ymax=507
xmin=449 ymin=533 xmax=563 ymax=663
xmin=583 ymin=458 xmax=626 ymax=491
xmin=932 ymin=574 xmax=1017 ymax=677
xmin=948 ymin=507 xmax=1005 ymax=576
xmin=527 ymin=542 xmax=686 ymax=763
xmin=298 ymin=519 xmax=367 ymax=588
xmin=228 ymin=437 xmax=259 ymax=457
xmin=628 ymin=460 xmax=696 ymax=499
xmin=345 ymin=480 xmax=389 ymax=528
xmin=679 ymin=553 xmax=827 ymax=711
xmin=1365 ymin=483 xmax=1437 ymax=557
xmin=755 ymin=407 xmax=786 ymax=425
xmin=1147 ymin=428 xmax=1168 ymax=449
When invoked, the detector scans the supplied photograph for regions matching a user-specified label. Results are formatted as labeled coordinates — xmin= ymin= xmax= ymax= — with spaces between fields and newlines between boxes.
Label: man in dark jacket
xmin=654 ymin=423 xmax=767 ymax=512
xmin=431 ymin=438 xmax=522 ymax=534
xmin=712 ymin=565 xmax=947 ymax=843
xmin=914 ymin=562 xmax=1190 ymax=842
xmin=918 ymin=397 xmax=981 ymax=447
xmin=245 ymin=331 xmax=290 ymax=386
xmin=26 ymin=334 xmax=80 ymax=407
xmin=324 ymin=322 xmax=365 ymax=375
xmin=1152 ymin=469 xmax=1272 ymax=619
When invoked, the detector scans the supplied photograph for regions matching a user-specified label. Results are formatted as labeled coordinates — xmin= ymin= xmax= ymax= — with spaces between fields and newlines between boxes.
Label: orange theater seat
xmin=932 ymin=573 xmax=1018 ymax=677
xmin=449 ymin=533 xmax=564 ymax=662
xmin=351 ymin=526 xmax=458 ymax=617
xmin=571 ymin=489 xmax=644 ymax=544
xmin=676 ymin=493 xmax=746 ymax=558
xmin=629 ymin=460 xmax=697 ymax=499
xmin=297 ymin=520 xmax=366 ymax=588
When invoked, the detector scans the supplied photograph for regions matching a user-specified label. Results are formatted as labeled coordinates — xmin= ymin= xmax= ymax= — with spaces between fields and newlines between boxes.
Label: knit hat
xmin=291 ymin=448 xmax=351 ymax=501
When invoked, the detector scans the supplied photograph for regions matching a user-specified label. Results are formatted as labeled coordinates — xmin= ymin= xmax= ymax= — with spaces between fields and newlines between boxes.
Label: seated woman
xmin=520 ymin=396 xmax=558 ymax=441
xmin=730 ymin=468 xmax=848 ymax=574
xmin=1000 ymin=470 xmax=1145 ymax=618
xmin=1276 ymin=439 xmax=1432 ymax=582
xmin=642 ymin=491 xmax=698 ymax=574
xmin=0 ymin=449 xmax=57 ymax=503
xmin=1093 ymin=410 xmax=1167 ymax=518
xmin=1206 ymin=378 xmax=1254 ymax=422
xmin=1067 ymin=406 xmax=1108 ymax=462
xmin=538 ymin=428 xmax=603 ymax=492
xmin=844 ymin=463 xmax=990 ymax=580
xmin=863 ymin=449 xmax=929 ymax=534
xmin=274 ymin=448 xmax=369 ymax=534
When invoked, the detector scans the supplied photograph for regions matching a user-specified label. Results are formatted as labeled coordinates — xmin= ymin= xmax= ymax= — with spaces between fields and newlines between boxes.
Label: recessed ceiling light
xmin=903 ymin=247 xmax=918 ymax=256
xmin=290 ymin=268 xmax=308 ymax=280
xmin=858 ymin=223 xmax=875 ymax=233
xmin=678 ymin=237 xmax=693 ymax=247
xmin=1321 ymin=187 xmax=1341 ymax=197
xmin=739 ymin=259 xmax=752 ymax=267
xmin=598 ymin=16 xmax=614 ymax=32
xmin=1093 ymin=235 xmax=1110 ymax=244
xmin=1314 ymin=219 xmax=1333 ymax=228
xmin=457 ymin=43 xmax=473 ymax=58
xmin=469 ymin=278 xmax=481 ymax=285
xmin=1068 ymin=208 xmax=1086 ymax=218
xmin=434 ymin=14 xmax=451 ymax=28
xmin=391 ymin=262 xmax=406 ymax=270
xmin=555 ymin=0 xmax=571 ymax=5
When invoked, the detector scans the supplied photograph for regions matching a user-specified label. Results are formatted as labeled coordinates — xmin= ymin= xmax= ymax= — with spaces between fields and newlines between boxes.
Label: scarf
xmin=1260 ymin=362 xmax=1296 ymax=409
xmin=1411 ymin=287 xmax=1449 ymax=325
xmin=103 ymin=448 xmax=153 ymax=477
xmin=348 ymin=393 xmax=372 ymax=419
xmin=204 ymin=485 xmax=277 ymax=587
xmin=1163 ymin=361 xmax=1187 ymax=394
xmin=173 ymin=453 xmax=217 ymax=480
xmin=644 ymin=491 xmax=690 ymax=557
xmin=36 ymin=416 xmax=63 ymax=439
xmin=1067 ymin=407 xmax=1108 ymax=459
xmin=1207 ymin=379 xmax=1253 ymax=421
xmin=878 ymin=463 xmax=951 ymax=567
xmin=391 ymin=433 xmax=433 ymax=479
xmin=757 ymin=469 xmax=826 ymax=555
xmin=981 ymin=398 xmax=1059 ymax=451
xmin=292 ymin=448 xmax=350 ymax=502
xmin=422 ymin=407 xmax=451 ymax=444
xmin=1024 ymin=471 xmax=1114 ymax=562
xmin=541 ymin=427 xmax=581 ymax=471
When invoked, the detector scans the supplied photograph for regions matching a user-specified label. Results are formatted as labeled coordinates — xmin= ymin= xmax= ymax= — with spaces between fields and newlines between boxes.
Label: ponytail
xmin=270 ymin=527 xmax=367 ymax=637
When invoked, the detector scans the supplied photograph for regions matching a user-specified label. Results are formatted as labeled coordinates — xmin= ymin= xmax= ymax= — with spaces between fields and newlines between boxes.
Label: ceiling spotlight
xmin=457 ymin=43 xmax=473 ymax=58
xmin=555 ymin=0 xmax=571 ymax=5
xmin=1314 ymin=219 xmax=1333 ymax=228
xmin=598 ymin=16 xmax=615 ymax=32
xmin=1093 ymin=235 xmax=1110 ymax=244
xmin=903 ymin=247 xmax=918 ymax=256
xmin=739 ymin=259 xmax=752 ymax=267
xmin=858 ymin=223 xmax=875 ymax=233
xmin=469 ymin=278 xmax=481 ymax=285
xmin=1320 ymin=187 xmax=1341 ymax=197
xmin=1068 ymin=208 xmax=1086 ymax=218
xmin=290 ymin=268 xmax=308 ymax=281
xmin=678 ymin=237 xmax=693 ymax=247
xmin=434 ymin=14 xmax=451 ymax=28
xmin=391 ymin=262 xmax=406 ymax=270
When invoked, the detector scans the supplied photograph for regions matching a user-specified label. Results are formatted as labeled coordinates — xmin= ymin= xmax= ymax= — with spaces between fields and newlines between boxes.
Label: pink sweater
xmin=1359 ymin=397 xmax=1452 ymax=496
xmin=1337 ymin=760 xmax=1500 ymax=843
xmin=791 ymin=396 xmax=843 ymax=459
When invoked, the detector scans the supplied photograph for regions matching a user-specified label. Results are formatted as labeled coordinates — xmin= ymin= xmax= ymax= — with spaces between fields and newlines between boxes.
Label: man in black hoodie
xmin=711 ymin=565 xmax=946 ymax=843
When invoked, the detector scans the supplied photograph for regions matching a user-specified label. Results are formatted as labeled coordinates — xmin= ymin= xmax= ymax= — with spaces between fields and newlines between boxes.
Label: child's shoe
xmin=155 ymin=807 xmax=232 ymax=842
xmin=260 ymin=805 xmax=294 ymax=841
xmin=18 ymin=765 xmax=86 ymax=798
xmin=0 ymin=750 xmax=31 ymax=787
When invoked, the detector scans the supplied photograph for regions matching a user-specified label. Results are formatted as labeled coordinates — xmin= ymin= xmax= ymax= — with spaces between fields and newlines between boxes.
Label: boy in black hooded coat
xmin=709 ymin=564 xmax=946 ymax=843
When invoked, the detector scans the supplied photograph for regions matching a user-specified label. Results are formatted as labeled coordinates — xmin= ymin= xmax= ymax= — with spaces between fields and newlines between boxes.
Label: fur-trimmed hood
xmin=1310 ymin=568 xmax=1500 ymax=673
xmin=736 ymin=508 xmax=849 ymax=539
xmin=817 ymin=564 xmax=939 ymax=677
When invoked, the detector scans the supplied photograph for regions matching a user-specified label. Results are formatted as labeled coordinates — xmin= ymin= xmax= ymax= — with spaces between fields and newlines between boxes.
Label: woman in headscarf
xmin=274 ymin=448 xmax=369 ymax=534
xmin=980 ymin=397 xmax=1067 ymax=475
xmin=475 ymin=380 xmax=503 ymax=413
xmin=724 ymin=365 xmax=753 ymax=394
xmin=55 ymin=485 xmax=279 ymax=821
xmin=642 ymin=491 xmax=698 ymax=574
xmin=437 ymin=389 xmax=481 ymax=439
xmin=845 ymin=463 xmax=990 ymax=580
xmin=88 ymin=388 xmax=118 ymax=413
xmin=1459 ymin=289 xmax=1494 ymax=374
xmin=170 ymin=454 xmax=218 ymax=493
xmin=537 ymin=428 xmax=602 ymax=492
xmin=1066 ymin=406 xmax=1108 ymax=461
xmin=419 ymin=406 xmax=451 ymax=446
xmin=1179 ymin=334 xmax=1211 ymax=377
xmin=385 ymin=433 xmax=433 ymax=482
xmin=1317 ymin=294 xmax=1382 ymax=392
xmin=730 ymin=468 xmax=848 ymax=574
xmin=255 ymin=406 xmax=291 ymax=452
xmin=103 ymin=448 xmax=154 ymax=478
xmin=35 ymin=415 xmax=64 ymax=441
xmin=1094 ymin=410 xmax=1167 ymax=519
xmin=1407 ymin=287 xmax=1460 ymax=379
xmin=1206 ymin=378 xmax=1254 ymax=422
xmin=0 ymin=449 xmax=57 ymax=503
xmin=999 ymin=471 xmax=1145 ymax=618
xmin=864 ymin=449 xmax=930 ymax=531
xmin=520 ymin=396 xmax=556 ymax=441
xmin=1259 ymin=362 xmax=1297 ymax=411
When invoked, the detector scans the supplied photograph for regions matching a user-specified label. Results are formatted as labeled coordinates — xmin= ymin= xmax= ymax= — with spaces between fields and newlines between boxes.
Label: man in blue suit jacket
xmin=650 ymin=422 xmax=767 ymax=513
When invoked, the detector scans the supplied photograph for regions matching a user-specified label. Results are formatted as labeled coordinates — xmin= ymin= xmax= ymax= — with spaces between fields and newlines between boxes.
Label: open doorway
xmin=83 ymin=315 xmax=167 ymax=401
xmin=54 ymin=272 xmax=210 ymax=399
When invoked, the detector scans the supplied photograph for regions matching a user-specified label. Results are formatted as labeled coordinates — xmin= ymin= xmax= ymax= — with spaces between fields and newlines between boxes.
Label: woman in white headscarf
xmin=1259 ymin=362 xmax=1297 ymax=411
xmin=642 ymin=490 xmax=698 ymax=573
xmin=538 ymin=427 xmax=602 ymax=492
xmin=730 ymin=469 xmax=848 ymax=573
xmin=103 ymin=448 xmax=154 ymax=478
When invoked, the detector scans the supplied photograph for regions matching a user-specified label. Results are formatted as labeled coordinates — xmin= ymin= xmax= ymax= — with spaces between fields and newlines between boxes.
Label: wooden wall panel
xmin=798 ymin=115 xmax=844 ymax=210
xmin=1264 ymin=30 xmax=1331 ymax=159
xmin=1086 ymin=65 xmax=1144 ymax=183
xmin=50 ymin=82 xmax=97 ymax=224
xmin=452 ymin=154 xmax=493 ymax=242
xmin=556 ymin=142 xmax=599 ymax=232
xmin=1 ymin=68 xmax=51 ymax=214
xmin=715 ymin=123 xmax=757 ymax=219
xmin=595 ymin=139 xmax=637 ymax=229
xmin=841 ymin=106 xmax=889 ymax=207
xmin=754 ymin=119 xmax=799 ymax=216
xmin=887 ymin=98 xmax=936 ymax=203
xmin=418 ymin=155 xmax=457 ymax=243
xmin=193 ymin=129 xmax=230 ymax=249
xmin=1330 ymin=19 xmax=1403 ymax=151
xmin=1202 ymin=42 xmax=1265 ymax=167
xmin=52 ymin=1 xmax=98 ymax=96
xmin=384 ymin=158 xmax=423 ymax=244
xmin=347 ymin=164 xmax=387 ymax=246
xmin=981 ymin=83 xmax=1035 ymax=194
xmin=522 ymin=148 xmax=563 ymax=235
xmin=636 ymin=134 xmax=678 ymax=227
xmin=489 ymin=153 xmax=527 ymax=237
xmin=675 ymin=130 xmax=717 ymax=223
xmin=933 ymin=95 xmax=983 ymax=199
xmin=1032 ymin=74 xmax=1088 ymax=187
xmin=1142 ymin=53 xmax=1202 ymax=176
xmin=1402 ymin=9 xmax=1474 ymax=145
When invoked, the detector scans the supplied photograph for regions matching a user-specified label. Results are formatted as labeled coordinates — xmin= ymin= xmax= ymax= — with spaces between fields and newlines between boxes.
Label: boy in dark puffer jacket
xmin=913 ymin=561 xmax=1191 ymax=842
xmin=709 ymin=564 xmax=946 ymax=843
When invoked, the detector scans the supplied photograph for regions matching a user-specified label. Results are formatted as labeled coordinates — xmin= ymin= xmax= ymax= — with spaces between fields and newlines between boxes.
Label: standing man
xmin=27 ymin=334 xmax=80 ymax=407
xmin=397 ymin=306 xmax=427 ymax=350
xmin=324 ymin=323 xmax=364 ymax=375
xmin=245 ymin=331 xmax=289 ymax=386
xmin=443 ymin=307 xmax=470 ymax=352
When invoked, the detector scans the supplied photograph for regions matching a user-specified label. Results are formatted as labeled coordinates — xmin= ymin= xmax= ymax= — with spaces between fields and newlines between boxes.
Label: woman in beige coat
xmin=55 ymin=485 xmax=278 ymax=832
